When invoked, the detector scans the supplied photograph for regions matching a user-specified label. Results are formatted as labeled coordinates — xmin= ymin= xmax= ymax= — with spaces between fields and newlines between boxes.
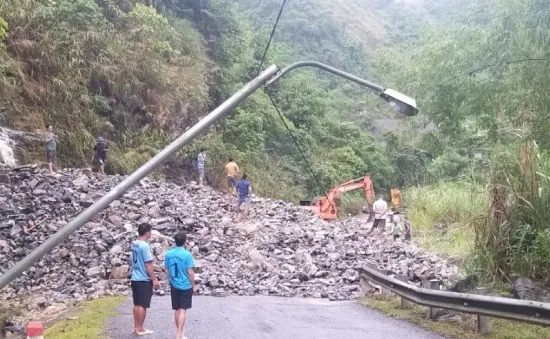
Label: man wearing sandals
xmin=131 ymin=224 xmax=160 ymax=336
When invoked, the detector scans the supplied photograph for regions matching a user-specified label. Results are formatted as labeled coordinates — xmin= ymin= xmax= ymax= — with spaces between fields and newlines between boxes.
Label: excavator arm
xmin=315 ymin=176 xmax=375 ymax=220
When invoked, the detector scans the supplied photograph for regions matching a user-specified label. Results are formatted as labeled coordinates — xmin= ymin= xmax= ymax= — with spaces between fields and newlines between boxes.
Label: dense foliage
xmin=0 ymin=0 xmax=401 ymax=203
xmin=377 ymin=0 xmax=550 ymax=282
xmin=1 ymin=0 xmax=209 ymax=173
xmin=1 ymin=0 xmax=550 ymax=283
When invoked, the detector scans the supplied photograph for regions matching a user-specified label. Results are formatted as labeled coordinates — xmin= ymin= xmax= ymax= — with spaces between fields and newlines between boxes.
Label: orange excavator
xmin=315 ymin=176 xmax=375 ymax=220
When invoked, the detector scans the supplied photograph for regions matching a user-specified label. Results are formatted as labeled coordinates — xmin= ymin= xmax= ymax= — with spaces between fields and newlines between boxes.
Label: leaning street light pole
xmin=0 ymin=61 xmax=418 ymax=289
xmin=0 ymin=65 xmax=279 ymax=289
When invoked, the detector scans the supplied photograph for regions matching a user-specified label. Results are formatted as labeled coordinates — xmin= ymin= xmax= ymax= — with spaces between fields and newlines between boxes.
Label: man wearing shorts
xmin=235 ymin=173 xmax=251 ymax=221
xmin=164 ymin=232 xmax=196 ymax=339
xmin=371 ymin=193 xmax=388 ymax=235
xmin=224 ymin=157 xmax=239 ymax=194
xmin=92 ymin=136 xmax=108 ymax=174
xmin=44 ymin=125 xmax=57 ymax=174
xmin=131 ymin=224 xmax=159 ymax=336
xmin=197 ymin=148 xmax=206 ymax=186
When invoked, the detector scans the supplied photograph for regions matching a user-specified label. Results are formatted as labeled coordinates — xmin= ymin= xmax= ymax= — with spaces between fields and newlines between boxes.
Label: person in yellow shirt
xmin=225 ymin=157 xmax=239 ymax=194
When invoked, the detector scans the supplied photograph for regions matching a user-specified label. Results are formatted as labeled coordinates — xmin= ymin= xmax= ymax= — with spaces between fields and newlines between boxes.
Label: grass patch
xmin=416 ymin=226 xmax=474 ymax=260
xmin=405 ymin=181 xmax=487 ymax=258
xmin=44 ymin=296 xmax=125 ymax=339
xmin=339 ymin=191 xmax=368 ymax=217
xmin=360 ymin=295 xmax=548 ymax=339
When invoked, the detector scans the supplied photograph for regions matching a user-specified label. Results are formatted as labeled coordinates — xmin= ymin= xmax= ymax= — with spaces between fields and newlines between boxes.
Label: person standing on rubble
xmin=391 ymin=212 xmax=403 ymax=241
xmin=131 ymin=223 xmax=159 ymax=336
xmin=225 ymin=157 xmax=239 ymax=194
xmin=197 ymin=148 xmax=206 ymax=186
xmin=92 ymin=136 xmax=108 ymax=174
xmin=235 ymin=173 xmax=251 ymax=221
xmin=404 ymin=216 xmax=412 ymax=241
xmin=44 ymin=125 xmax=57 ymax=174
xmin=371 ymin=193 xmax=388 ymax=235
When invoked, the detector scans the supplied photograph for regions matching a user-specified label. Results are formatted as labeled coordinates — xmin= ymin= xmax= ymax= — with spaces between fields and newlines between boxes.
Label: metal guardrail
xmin=361 ymin=264 xmax=550 ymax=333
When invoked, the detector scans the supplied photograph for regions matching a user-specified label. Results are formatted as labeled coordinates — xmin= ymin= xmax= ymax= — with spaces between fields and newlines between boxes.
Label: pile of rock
xmin=0 ymin=167 xmax=457 ymax=325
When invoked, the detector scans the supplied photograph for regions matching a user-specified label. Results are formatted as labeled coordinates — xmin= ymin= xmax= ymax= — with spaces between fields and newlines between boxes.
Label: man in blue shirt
xmin=235 ymin=173 xmax=251 ymax=221
xmin=164 ymin=232 xmax=196 ymax=339
xmin=131 ymin=224 xmax=159 ymax=336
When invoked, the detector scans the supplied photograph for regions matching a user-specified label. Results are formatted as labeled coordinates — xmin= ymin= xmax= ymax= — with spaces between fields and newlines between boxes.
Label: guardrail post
xmin=474 ymin=287 xmax=491 ymax=334
xmin=395 ymin=275 xmax=412 ymax=309
xmin=365 ymin=263 xmax=389 ymax=294
xmin=422 ymin=279 xmax=440 ymax=319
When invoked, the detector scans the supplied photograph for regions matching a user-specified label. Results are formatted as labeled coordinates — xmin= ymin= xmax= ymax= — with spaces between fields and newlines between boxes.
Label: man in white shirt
xmin=371 ymin=194 xmax=388 ymax=235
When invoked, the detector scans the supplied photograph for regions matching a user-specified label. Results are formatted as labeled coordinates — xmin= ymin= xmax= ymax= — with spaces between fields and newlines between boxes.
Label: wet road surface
xmin=107 ymin=295 xmax=442 ymax=339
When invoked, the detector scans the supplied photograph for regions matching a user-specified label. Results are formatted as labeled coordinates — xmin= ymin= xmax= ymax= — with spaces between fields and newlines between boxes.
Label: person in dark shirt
xmin=235 ymin=173 xmax=251 ymax=221
xmin=92 ymin=136 xmax=109 ymax=174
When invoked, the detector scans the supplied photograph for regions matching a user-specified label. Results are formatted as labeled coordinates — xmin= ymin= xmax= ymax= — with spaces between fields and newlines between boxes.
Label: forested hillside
xmin=0 ymin=0 xmax=401 ymax=202
xmin=1 ymin=0 xmax=550 ymax=284
xmin=374 ymin=0 xmax=550 ymax=283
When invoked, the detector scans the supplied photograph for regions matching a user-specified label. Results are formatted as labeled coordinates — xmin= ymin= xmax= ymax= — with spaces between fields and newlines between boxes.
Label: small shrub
xmin=473 ymin=142 xmax=550 ymax=283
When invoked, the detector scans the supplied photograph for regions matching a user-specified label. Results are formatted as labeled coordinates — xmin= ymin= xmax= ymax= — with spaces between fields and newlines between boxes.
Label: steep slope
xmin=0 ymin=0 xmax=210 ymax=173
xmin=1 ymin=0 xmax=400 ymax=202
xmin=233 ymin=0 xmax=388 ymax=74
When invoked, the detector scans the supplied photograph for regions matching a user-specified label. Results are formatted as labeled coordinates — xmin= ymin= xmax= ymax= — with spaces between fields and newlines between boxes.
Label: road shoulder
xmin=360 ymin=294 xmax=548 ymax=339
xmin=44 ymin=296 xmax=125 ymax=339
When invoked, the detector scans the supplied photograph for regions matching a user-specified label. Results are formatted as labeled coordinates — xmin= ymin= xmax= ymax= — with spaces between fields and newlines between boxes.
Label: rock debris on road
xmin=0 ymin=166 xmax=457 ymax=334
xmin=107 ymin=295 xmax=443 ymax=339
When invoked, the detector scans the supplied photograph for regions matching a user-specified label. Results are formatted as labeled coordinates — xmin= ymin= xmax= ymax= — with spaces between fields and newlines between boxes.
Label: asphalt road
xmin=107 ymin=295 xmax=442 ymax=339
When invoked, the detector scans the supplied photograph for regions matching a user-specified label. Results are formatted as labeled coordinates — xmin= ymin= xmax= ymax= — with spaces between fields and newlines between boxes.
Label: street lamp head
xmin=380 ymin=88 xmax=418 ymax=116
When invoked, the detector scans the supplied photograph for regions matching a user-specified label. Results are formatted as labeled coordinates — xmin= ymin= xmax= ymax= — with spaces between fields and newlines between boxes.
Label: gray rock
xmin=72 ymin=175 xmax=89 ymax=187
xmin=0 ymin=173 xmax=10 ymax=184
xmin=512 ymin=277 xmax=538 ymax=300
xmin=283 ymin=264 xmax=296 ymax=273
xmin=109 ymin=242 xmax=125 ymax=254
xmin=327 ymin=253 xmax=341 ymax=261
xmin=86 ymin=266 xmax=105 ymax=278
xmin=249 ymin=250 xmax=266 ymax=264
xmin=0 ymin=166 xmax=459 ymax=333
xmin=10 ymin=225 xmax=22 ymax=237
xmin=110 ymin=265 xmax=129 ymax=279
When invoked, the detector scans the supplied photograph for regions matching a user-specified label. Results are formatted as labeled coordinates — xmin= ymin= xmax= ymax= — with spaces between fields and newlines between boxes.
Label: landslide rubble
xmin=0 ymin=166 xmax=457 ymax=329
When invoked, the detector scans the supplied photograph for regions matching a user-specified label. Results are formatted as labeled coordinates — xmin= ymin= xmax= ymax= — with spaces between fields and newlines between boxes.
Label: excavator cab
xmin=390 ymin=188 xmax=401 ymax=208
